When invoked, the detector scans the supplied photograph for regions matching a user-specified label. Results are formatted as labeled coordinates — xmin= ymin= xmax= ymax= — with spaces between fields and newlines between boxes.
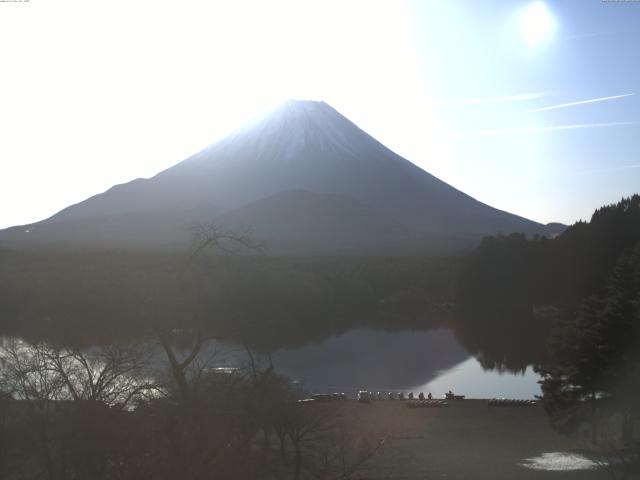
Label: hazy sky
xmin=1 ymin=0 xmax=639 ymax=228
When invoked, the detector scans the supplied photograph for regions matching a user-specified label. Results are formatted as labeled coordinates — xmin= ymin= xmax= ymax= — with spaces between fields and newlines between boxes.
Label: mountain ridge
xmin=0 ymin=99 xmax=565 ymax=253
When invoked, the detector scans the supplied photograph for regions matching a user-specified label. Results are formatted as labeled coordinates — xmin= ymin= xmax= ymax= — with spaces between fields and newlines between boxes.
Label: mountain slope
xmin=0 ymin=100 xmax=564 ymax=253
xmin=216 ymin=189 xmax=429 ymax=254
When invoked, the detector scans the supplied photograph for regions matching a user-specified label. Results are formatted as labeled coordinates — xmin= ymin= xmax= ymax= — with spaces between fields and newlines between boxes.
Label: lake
xmin=1 ymin=327 xmax=541 ymax=400
xmin=268 ymin=328 xmax=541 ymax=399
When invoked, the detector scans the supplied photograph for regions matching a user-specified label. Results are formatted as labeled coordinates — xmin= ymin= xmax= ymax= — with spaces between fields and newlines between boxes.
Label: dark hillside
xmin=454 ymin=194 xmax=640 ymax=371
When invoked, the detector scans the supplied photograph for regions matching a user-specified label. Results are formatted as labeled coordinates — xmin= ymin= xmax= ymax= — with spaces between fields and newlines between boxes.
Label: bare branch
xmin=188 ymin=221 xmax=264 ymax=263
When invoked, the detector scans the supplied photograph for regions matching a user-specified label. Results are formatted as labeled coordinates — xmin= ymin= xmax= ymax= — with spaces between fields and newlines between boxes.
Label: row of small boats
xmin=406 ymin=399 xmax=449 ymax=408
xmin=309 ymin=393 xmax=347 ymax=402
xmin=488 ymin=398 xmax=537 ymax=407
xmin=358 ymin=391 xmax=438 ymax=402
xmin=299 ymin=392 xmax=537 ymax=407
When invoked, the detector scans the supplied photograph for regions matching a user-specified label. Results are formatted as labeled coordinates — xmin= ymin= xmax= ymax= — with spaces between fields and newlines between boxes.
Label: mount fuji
xmin=0 ymin=100 xmax=564 ymax=254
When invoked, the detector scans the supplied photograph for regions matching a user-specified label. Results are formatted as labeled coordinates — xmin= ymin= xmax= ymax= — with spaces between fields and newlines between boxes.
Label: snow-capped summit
xmin=0 ymin=100 xmax=564 ymax=253
xmin=192 ymin=99 xmax=386 ymax=165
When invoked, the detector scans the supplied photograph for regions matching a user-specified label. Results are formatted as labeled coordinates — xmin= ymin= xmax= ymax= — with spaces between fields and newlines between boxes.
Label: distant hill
xmin=0 ymin=100 xmax=564 ymax=253
xmin=216 ymin=189 xmax=475 ymax=254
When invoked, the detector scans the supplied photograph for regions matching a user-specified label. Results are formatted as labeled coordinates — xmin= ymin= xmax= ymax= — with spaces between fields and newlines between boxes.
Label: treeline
xmin=454 ymin=194 xmax=640 ymax=371
xmin=458 ymin=194 xmax=640 ymax=308
xmin=0 ymin=251 xmax=461 ymax=349
xmin=537 ymin=241 xmax=640 ymax=442
xmin=456 ymin=195 xmax=640 ymax=473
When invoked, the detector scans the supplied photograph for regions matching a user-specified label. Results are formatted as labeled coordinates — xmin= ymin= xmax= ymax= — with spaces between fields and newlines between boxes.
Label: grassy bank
xmin=328 ymin=400 xmax=605 ymax=479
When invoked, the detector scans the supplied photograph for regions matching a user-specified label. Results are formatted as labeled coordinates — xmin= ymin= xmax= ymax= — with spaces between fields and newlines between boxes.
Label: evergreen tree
xmin=537 ymin=241 xmax=640 ymax=447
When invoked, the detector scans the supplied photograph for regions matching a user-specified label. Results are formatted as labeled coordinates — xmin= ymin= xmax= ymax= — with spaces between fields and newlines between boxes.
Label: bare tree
xmin=155 ymin=328 xmax=228 ymax=400
xmin=0 ymin=339 xmax=158 ymax=480
xmin=1 ymin=340 xmax=157 ymax=408
xmin=0 ymin=384 xmax=12 ymax=478
xmin=188 ymin=221 xmax=262 ymax=263
xmin=156 ymin=221 xmax=262 ymax=400
xmin=312 ymin=428 xmax=387 ymax=480
xmin=268 ymin=399 xmax=386 ymax=480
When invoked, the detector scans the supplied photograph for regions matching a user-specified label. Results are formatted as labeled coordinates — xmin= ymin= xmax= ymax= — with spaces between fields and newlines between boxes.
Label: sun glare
xmin=519 ymin=1 xmax=556 ymax=47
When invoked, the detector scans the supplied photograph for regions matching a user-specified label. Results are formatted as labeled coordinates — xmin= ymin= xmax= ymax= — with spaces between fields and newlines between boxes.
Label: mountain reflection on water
xmin=268 ymin=328 xmax=540 ymax=399
xmin=0 ymin=327 xmax=541 ymax=399
xmin=416 ymin=357 xmax=540 ymax=399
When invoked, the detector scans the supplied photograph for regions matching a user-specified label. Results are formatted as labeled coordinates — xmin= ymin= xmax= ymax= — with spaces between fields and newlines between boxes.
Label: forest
xmin=456 ymin=195 xmax=640 ymax=474
xmin=454 ymin=195 xmax=640 ymax=369
xmin=0 ymin=250 xmax=460 ymax=348
xmin=1 ymin=195 xmax=639 ymax=478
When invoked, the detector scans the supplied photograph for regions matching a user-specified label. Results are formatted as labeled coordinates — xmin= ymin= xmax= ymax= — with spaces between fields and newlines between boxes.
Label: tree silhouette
xmin=537 ymin=241 xmax=640 ymax=476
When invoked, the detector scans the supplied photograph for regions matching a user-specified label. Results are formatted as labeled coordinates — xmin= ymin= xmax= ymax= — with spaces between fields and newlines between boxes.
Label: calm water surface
xmin=1 ymin=328 xmax=541 ymax=399
xmin=269 ymin=328 xmax=540 ymax=399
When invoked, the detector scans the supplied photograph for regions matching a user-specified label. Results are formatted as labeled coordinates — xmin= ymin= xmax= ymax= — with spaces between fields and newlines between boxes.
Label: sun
xmin=519 ymin=1 xmax=557 ymax=47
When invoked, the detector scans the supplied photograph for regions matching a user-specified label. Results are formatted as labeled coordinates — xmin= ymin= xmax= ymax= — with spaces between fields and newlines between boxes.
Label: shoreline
xmin=320 ymin=399 xmax=604 ymax=479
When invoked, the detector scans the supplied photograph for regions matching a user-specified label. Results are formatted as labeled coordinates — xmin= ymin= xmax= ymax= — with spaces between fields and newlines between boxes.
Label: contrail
xmin=576 ymin=164 xmax=640 ymax=176
xmin=455 ymin=120 xmax=640 ymax=139
xmin=567 ymin=32 xmax=610 ymax=40
xmin=437 ymin=92 xmax=551 ymax=106
xmin=568 ymin=28 xmax=639 ymax=40
xmin=531 ymin=93 xmax=635 ymax=112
